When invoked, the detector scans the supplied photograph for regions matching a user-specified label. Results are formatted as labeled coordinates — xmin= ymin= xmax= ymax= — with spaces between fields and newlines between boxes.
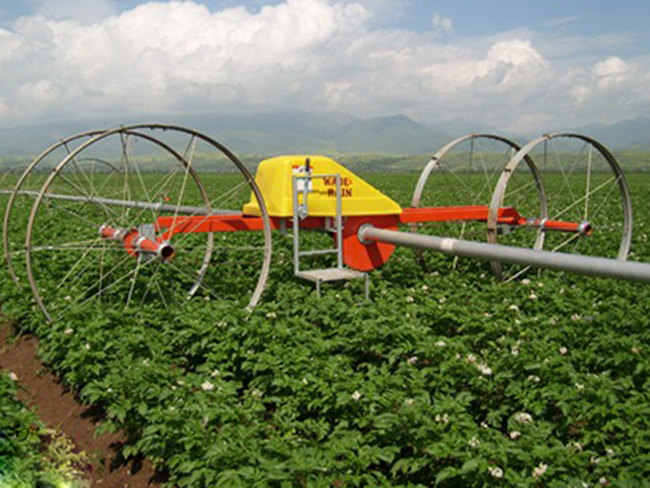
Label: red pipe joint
xmin=99 ymin=224 xmax=174 ymax=261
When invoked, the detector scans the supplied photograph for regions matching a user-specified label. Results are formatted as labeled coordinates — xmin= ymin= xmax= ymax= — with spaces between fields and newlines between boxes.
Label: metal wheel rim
xmin=489 ymin=133 xmax=632 ymax=281
xmin=411 ymin=133 xmax=544 ymax=274
xmin=25 ymin=124 xmax=272 ymax=322
xmin=487 ymin=146 xmax=547 ymax=281
xmin=3 ymin=130 xmax=105 ymax=285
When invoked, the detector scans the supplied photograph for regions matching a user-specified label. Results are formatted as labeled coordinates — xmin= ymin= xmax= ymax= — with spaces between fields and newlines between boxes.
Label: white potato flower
xmin=488 ymin=466 xmax=504 ymax=478
xmin=533 ymin=463 xmax=548 ymax=479
xmin=515 ymin=412 xmax=533 ymax=423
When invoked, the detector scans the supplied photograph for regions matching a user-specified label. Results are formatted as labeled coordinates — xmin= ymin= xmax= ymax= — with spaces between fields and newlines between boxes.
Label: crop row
xmin=1 ymin=173 xmax=650 ymax=486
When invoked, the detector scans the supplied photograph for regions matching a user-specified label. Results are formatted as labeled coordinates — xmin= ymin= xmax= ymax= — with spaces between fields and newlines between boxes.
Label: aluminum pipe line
xmin=359 ymin=225 xmax=650 ymax=284
xmin=0 ymin=189 xmax=235 ymax=215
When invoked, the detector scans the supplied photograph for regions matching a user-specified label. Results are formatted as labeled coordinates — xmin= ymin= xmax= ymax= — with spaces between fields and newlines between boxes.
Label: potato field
xmin=1 ymin=149 xmax=650 ymax=486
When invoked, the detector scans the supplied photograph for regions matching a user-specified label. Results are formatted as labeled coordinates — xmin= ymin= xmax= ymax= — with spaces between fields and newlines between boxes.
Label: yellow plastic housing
xmin=242 ymin=155 xmax=402 ymax=218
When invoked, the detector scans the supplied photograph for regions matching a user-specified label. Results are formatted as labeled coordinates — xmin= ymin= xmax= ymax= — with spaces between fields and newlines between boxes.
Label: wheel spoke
xmin=126 ymin=255 xmax=144 ymax=307
xmin=54 ymin=256 xmax=157 ymax=321
xmin=490 ymin=133 xmax=631 ymax=281
xmin=167 ymin=179 xmax=250 ymax=247
xmin=550 ymin=176 xmax=617 ymax=221
xmin=25 ymin=125 xmax=272 ymax=321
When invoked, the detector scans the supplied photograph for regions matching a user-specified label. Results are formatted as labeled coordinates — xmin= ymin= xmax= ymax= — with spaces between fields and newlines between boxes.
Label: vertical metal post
xmin=585 ymin=144 xmax=593 ymax=219
xmin=292 ymin=175 xmax=300 ymax=274
xmin=336 ymin=175 xmax=343 ymax=269
xmin=302 ymin=174 xmax=309 ymax=217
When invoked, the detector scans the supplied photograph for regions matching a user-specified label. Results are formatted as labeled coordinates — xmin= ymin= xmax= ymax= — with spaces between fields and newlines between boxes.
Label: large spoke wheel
xmin=489 ymin=133 xmax=632 ymax=281
xmin=3 ymin=131 xmax=105 ymax=286
xmin=25 ymin=125 xmax=272 ymax=322
xmin=486 ymin=146 xmax=548 ymax=281
xmin=411 ymin=134 xmax=545 ymax=275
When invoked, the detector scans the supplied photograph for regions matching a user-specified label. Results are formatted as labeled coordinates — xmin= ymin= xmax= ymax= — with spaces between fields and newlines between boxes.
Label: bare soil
xmin=0 ymin=323 xmax=164 ymax=487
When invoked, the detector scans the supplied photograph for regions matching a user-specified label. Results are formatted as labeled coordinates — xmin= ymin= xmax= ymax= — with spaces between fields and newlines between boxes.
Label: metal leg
xmin=292 ymin=172 xmax=369 ymax=301
xmin=292 ymin=176 xmax=300 ymax=275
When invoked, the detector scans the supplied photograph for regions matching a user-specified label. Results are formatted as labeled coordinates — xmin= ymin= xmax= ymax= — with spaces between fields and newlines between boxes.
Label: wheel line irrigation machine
xmin=2 ymin=123 xmax=649 ymax=322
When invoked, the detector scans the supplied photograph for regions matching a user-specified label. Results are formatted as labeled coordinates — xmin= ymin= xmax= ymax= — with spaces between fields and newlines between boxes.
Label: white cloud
xmin=594 ymin=56 xmax=631 ymax=86
xmin=545 ymin=16 xmax=580 ymax=28
xmin=487 ymin=40 xmax=546 ymax=67
xmin=567 ymin=56 xmax=647 ymax=118
xmin=0 ymin=0 xmax=647 ymax=133
xmin=0 ymin=0 xmax=370 ymax=120
xmin=431 ymin=12 xmax=453 ymax=35
xmin=345 ymin=0 xmax=409 ymax=24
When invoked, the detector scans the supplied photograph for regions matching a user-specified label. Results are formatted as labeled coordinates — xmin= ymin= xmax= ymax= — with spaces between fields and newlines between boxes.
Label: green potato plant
xmin=1 ymin=172 xmax=650 ymax=486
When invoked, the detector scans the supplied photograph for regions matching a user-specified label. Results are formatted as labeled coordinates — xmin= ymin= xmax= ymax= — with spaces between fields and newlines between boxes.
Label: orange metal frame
xmin=156 ymin=206 xmax=584 ymax=238
xmin=150 ymin=206 xmax=587 ymax=271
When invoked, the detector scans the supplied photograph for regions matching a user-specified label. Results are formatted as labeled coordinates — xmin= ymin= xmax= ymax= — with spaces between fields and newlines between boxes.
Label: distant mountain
xmin=0 ymin=112 xmax=451 ymax=158
xmin=335 ymin=114 xmax=446 ymax=154
xmin=4 ymin=113 xmax=647 ymax=162
xmin=426 ymin=118 xmax=502 ymax=140
xmin=567 ymin=117 xmax=650 ymax=150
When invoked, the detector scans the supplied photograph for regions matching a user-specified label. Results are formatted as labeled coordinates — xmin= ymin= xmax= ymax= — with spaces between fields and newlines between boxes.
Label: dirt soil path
xmin=0 ymin=324 xmax=163 ymax=487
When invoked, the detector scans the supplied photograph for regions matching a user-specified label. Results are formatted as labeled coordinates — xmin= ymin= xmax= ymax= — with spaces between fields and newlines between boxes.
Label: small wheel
xmin=25 ymin=125 xmax=272 ymax=322
xmin=3 ymin=131 xmax=105 ymax=286
xmin=489 ymin=133 xmax=632 ymax=281
xmin=411 ymin=134 xmax=543 ymax=274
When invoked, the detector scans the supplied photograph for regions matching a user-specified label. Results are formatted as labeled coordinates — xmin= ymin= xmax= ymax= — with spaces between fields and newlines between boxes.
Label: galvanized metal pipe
xmin=0 ymin=189 xmax=234 ymax=215
xmin=359 ymin=226 xmax=650 ymax=284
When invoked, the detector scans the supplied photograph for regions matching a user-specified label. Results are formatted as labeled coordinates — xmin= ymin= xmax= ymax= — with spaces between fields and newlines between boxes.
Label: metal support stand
xmin=292 ymin=170 xmax=369 ymax=299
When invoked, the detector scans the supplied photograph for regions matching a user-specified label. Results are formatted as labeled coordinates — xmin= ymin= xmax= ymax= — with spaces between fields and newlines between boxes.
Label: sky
xmin=0 ymin=0 xmax=649 ymax=133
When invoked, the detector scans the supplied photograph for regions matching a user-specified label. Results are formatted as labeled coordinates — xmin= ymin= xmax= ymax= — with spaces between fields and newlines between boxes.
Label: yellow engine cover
xmin=242 ymin=155 xmax=402 ymax=218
